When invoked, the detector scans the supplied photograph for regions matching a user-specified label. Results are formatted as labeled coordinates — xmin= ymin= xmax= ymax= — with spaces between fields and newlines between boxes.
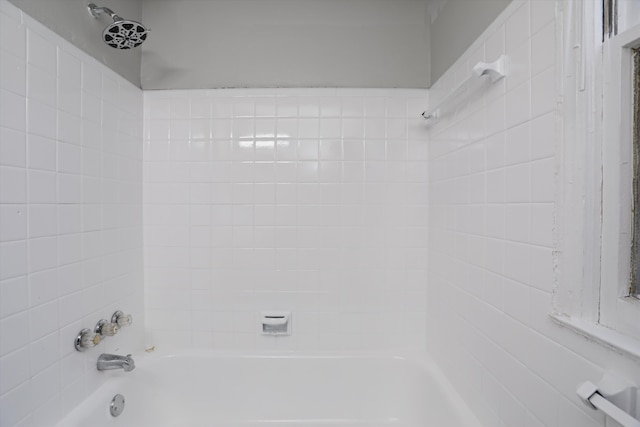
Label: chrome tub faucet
xmin=97 ymin=353 xmax=135 ymax=372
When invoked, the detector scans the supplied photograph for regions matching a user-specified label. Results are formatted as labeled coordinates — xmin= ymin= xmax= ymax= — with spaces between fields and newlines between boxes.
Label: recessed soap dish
xmin=260 ymin=311 xmax=291 ymax=336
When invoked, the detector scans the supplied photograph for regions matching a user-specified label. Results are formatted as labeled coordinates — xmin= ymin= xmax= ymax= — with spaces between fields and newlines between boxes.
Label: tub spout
xmin=97 ymin=353 xmax=135 ymax=372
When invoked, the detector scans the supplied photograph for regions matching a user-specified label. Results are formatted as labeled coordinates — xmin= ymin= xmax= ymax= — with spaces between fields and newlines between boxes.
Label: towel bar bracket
xmin=576 ymin=375 xmax=640 ymax=427
xmin=421 ymin=54 xmax=507 ymax=125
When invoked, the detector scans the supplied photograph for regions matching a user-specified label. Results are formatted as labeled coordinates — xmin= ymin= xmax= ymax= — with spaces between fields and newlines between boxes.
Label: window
xmin=599 ymin=23 xmax=640 ymax=343
xmin=633 ymin=47 xmax=640 ymax=297
xmin=603 ymin=0 xmax=618 ymax=39
xmin=552 ymin=1 xmax=640 ymax=360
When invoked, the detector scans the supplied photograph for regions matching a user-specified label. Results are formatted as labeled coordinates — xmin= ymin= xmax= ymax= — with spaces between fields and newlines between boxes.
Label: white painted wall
xmin=429 ymin=0 xmax=512 ymax=84
xmin=427 ymin=1 xmax=640 ymax=426
xmin=619 ymin=0 xmax=640 ymax=33
xmin=4 ymin=0 xmax=513 ymax=90
xmin=143 ymin=88 xmax=429 ymax=350
xmin=0 ymin=2 xmax=144 ymax=426
xmin=3 ymin=0 xmax=512 ymax=91
xmin=140 ymin=0 xmax=431 ymax=89
xmin=7 ymin=0 xmax=143 ymax=87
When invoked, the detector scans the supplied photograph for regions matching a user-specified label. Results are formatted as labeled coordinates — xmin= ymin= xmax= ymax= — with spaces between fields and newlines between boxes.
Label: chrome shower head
xmin=88 ymin=3 xmax=148 ymax=50
xmin=102 ymin=19 xmax=148 ymax=50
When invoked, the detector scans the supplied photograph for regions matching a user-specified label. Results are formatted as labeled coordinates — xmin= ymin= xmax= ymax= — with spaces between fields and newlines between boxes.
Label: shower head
xmin=87 ymin=3 xmax=148 ymax=50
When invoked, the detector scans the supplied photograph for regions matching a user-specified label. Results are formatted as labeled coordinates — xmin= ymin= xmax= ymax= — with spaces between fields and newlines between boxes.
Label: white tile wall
xmin=0 ymin=1 xmax=144 ymax=426
xmin=8 ymin=0 xmax=635 ymax=426
xmin=427 ymin=1 xmax=637 ymax=427
xmin=144 ymin=88 xmax=429 ymax=351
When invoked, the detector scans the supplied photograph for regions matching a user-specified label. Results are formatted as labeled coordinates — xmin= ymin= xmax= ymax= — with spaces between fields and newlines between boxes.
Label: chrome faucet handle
xmin=75 ymin=328 xmax=101 ymax=351
xmin=111 ymin=310 xmax=133 ymax=328
xmin=95 ymin=319 xmax=119 ymax=337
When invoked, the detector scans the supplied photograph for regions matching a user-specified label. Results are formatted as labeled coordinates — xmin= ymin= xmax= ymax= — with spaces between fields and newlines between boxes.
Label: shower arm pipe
xmin=421 ymin=54 xmax=507 ymax=124
xmin=88 ymin=3 xmax=122 ymax=21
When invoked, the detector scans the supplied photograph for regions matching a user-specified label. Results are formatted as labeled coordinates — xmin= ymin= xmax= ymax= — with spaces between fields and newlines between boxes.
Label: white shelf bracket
xmin=472 ymin=54 xmax=507 ymax=83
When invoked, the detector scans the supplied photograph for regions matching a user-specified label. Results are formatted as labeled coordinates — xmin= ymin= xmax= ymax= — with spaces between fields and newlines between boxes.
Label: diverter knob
xmin=95 ymin=319 xmax=119 ymax=337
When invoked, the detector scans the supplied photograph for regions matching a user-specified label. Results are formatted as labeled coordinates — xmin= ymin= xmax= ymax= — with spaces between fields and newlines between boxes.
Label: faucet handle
xmin=111 ymin=311 xmax=133 ymax=328
xmin=75 ymin=328 xmax=101 ymax=351
xmin=95 ymin=319 xmax=119 ymax=337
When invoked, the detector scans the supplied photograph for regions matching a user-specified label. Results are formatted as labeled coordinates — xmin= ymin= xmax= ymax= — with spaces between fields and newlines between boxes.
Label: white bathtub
xmin=56 ymin=350 xmax=482 ymax=427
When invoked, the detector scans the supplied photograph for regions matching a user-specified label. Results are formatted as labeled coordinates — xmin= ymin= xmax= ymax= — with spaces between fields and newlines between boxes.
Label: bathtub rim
xmin=56 ymin=349 xmax=484 ymax=427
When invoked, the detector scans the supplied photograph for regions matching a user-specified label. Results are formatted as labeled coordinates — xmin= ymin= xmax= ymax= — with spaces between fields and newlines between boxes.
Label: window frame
xmin=599 ymin=21 xmax=640 ymax=340
xmin=550 ymin=0 xmax=640 ymax=361
xmin=631 ymin=47 xmax=640 ymax=297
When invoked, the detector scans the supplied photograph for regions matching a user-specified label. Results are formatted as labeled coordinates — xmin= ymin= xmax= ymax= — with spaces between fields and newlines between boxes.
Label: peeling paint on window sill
xmin=550 ymin=313 xmax=640 ymax=362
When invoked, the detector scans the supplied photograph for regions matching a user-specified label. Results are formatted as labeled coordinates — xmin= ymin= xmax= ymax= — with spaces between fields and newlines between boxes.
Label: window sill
xmin=550 ymin=314 xmax=640 ymax=362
